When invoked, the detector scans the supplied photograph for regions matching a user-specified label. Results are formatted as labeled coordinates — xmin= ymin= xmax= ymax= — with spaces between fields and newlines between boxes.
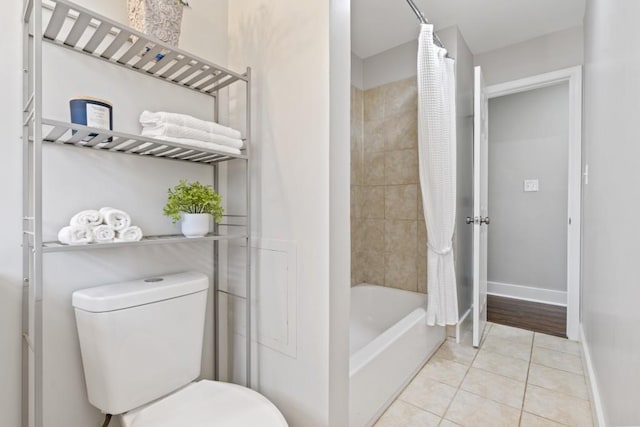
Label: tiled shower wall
xmin=351 ymin=78 xmax=427 ymax=293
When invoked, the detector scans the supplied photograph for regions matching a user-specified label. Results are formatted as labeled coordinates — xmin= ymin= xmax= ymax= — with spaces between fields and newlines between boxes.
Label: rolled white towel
xmin=93 ymin=225 xmax=115 ymax=243
xmin=99 ymin=207 xmax=131 ymax=231
xmin=116 ymin=226 xmax=143 ymax=242
xmin=141 ymin=136 xmax=241 ymax=155
xmin=69 ymin=210 xmax=103 ymax=227
xmin=139 ymin=111 xmax=242 ymax=140
xmin=141 ymin=123 xmax=244 ymax=149
xmin=58 ymin=225 xmax=93 ymax=245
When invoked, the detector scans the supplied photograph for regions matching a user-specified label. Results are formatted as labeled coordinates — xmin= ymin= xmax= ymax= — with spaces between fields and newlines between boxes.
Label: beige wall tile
xmin=418 ymin=255 xmax=427 ymax=293
xmin=385 ymin=149 xmax=419 ymax=185
xmin=364 ymin=85 xmax=385 ymax=122
xmin=363 ymin=151 xmax=385 ymax=185
xmin=523 ymin=384 xmax=593 ymax=426
xmin=385 ymin=184 xmax=418 ymax=220
xmin=363 ymin=119 xmax=386 ymax=152
xmin=360 ymin=219 xmax=384 ymax=253
xmin=374 ymin=400 xmax=441 ymax=427
xmin=351 ymin=186 xmax=361 ymax=219
xmin=399 ymin=371 xmax=457 ymax=416
xmin=384 ymin=252 xmax=418 ymax=291
xmin=384 ymin=220 xmax=417 ymax=255
xmin=358 ymin=249 xmax=385 ymax=285
xmin=384 ymin=111 xmax=418 ymax=151
xmin=417 ymin=220 xmax=427 ymax=256
xmin=360 ymin=186 xmax=385 ymax=219
xmin=444 ymin=390 xmax=521 ymax=427
xmin=460 ymin=367 xmax=526 ymax=409
xmin=384 ymin=78 xmax=418 ymax=117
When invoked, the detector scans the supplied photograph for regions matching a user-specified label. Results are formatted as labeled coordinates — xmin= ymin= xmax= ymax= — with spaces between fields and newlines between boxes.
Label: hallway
xmin=375 ymin=323 xmax=593 ymax=426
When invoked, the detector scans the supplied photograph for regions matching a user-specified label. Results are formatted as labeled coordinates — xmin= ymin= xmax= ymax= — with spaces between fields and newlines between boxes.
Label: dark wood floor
xmin=487 ymin=295 xmax=567 ymax=338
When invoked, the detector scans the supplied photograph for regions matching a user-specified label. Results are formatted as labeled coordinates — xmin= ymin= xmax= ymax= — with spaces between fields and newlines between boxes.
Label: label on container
xmin=86 ymin=103 xmax=110 ymax=130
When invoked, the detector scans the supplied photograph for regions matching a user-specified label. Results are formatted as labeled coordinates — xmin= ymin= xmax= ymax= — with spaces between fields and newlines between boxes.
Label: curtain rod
xmin=404 ymin=0 xmax=445 ymax=49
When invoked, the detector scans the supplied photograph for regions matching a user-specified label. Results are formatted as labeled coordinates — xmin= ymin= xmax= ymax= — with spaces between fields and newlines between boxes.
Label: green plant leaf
xmin=163 ymin=179 xmax=224 ymax=223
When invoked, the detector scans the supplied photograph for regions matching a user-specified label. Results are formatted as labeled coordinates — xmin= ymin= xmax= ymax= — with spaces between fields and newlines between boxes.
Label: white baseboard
xmin=487 ymin=281 xmax=567 ymax=306
xmin=580 ymin=325 xmax=606 ymax=427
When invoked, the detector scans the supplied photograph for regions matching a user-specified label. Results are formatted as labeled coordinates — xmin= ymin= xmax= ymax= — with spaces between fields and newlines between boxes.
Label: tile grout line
xmin=518 ymin=332 xmax=536 ymax=426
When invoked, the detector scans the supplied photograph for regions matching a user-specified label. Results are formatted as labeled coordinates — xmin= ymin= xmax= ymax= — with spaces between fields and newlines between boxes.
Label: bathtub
xmin=349 ymin=284 xmax=445 ymax=427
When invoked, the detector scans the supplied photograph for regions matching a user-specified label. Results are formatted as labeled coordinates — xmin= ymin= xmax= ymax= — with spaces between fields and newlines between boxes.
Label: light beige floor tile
xmin=481 ymin=334 xmax=532 ymax=361
xmin=531 ymin=347 xmax=583 ymax=375
xmin=523 ymin=384 xmax=593 ymax=427
xmin=374 ymin=400 xmax=441 ymax=427
xmin=460 ymin=367 xmax=525 ymax=409
xmin=433 ymin=340 xmax=478 ymax=366
xmin=420 ymin=357 xmax=469 ymax=388
xmin=399 ymin=371 xmax=457 ymax=416
xmin=444 ymin=390 xmax=521 ymax=427
xmin=472 ymin=349 xmax=529 ymax=382
xmin=520 ymin=412 xmax=567 ymax=427
xmin=534 ymin=333 xmax=581 ymax=356
xmin=528 ymin=363 xmax=589 ymax=400
xmin=439 ymin=420 xmax=462 ymax=427
xmin=488 ymin=324 xmax=534 ymax=346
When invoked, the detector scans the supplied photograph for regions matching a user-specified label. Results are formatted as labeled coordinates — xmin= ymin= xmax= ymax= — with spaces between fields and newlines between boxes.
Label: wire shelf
xmin=41 ymin=119 xmax=247 ymax=164
xmin=42 ymin=232 xmax=248 ymax=253
xmin=41 ymin=0 xmax=247 ymax=95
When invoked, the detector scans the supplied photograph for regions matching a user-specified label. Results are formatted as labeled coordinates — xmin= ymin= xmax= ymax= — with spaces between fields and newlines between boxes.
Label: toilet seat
xmin=120 ymin=380 xmax=288 ymax=427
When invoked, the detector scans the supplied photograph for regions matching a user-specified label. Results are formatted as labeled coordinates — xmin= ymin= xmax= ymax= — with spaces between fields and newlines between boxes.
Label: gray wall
xmin=582 ymin=0 xmax=640 ymax=424
xmin=488 ymin=84 xmax=569 ymax=293
xmin=474 ymin=26 xmax=584 ymax=85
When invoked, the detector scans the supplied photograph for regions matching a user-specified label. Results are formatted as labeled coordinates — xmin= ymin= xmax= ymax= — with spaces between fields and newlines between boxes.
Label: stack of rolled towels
xmin=58 ymin=208 xmax=143 ymax=245
xmin=139 ymin=111 xmax=244 ymax=155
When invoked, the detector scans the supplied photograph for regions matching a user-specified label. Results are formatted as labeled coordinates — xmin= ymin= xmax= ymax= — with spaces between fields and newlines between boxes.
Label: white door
xmin=472 ymin=66 xmax=489 ymax=348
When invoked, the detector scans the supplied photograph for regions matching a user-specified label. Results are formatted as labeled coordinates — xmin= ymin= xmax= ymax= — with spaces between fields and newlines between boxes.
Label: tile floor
xmin=374 ymin=323 xmax=594 ymax=427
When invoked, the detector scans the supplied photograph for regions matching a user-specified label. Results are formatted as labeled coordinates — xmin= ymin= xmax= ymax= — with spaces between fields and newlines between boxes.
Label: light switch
xmin=524 ymin=179 xmax=539 ymax=192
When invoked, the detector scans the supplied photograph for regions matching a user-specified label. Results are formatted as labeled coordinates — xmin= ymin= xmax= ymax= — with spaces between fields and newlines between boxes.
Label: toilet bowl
xmin=72 ymin=272 xmax=287 ymax=427
xmin=120 ymin=380 xmax=287 ymax=427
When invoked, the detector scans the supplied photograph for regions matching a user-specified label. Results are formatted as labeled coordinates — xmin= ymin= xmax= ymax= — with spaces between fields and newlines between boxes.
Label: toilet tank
xmin=72 ymin=271 xmax=209 ymax=415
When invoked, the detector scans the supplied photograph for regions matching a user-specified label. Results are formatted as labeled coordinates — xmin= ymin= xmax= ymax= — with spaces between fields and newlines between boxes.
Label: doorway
xmin=480 ymin=67 xmax=583 ymax=340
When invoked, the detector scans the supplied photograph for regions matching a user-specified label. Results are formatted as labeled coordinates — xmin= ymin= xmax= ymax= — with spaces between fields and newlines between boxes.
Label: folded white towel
xmin=58 ymin=225 xmax=93 ymax=245
xmin=99 ymin=207 xmax=131 ymax=231
xmin=141 ymin=135 xmax=242 ymax=156
xmin=116 ymin=226 xmax=143 ymax=242
xmin=93 ymin=225 xmax=115 ymax=243
xmin=140 ymin=111 xmax=242 ymax=140
xmin=69 ymin=210 xmax=103 ymax=227
xmin=141 ymin=123 xmax=244 ymax=149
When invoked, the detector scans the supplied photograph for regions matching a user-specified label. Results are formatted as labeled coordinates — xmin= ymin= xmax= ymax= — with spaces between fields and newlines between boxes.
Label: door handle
xmin=480 ymin=217 xmax=490 ymax=225
xmin=466 ymin=216 xmax=490 ymax=225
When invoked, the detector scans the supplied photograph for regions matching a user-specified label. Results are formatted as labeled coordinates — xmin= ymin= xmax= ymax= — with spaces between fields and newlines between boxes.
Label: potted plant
xmin=163 ymin=180 xmax=223 ymax=238
xmin=127 ymin=0 xmax=190 ymax=47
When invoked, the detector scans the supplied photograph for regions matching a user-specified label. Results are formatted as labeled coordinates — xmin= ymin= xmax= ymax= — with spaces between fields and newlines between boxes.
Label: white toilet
xmin=72 ymin=271 xmax=288 ymax=427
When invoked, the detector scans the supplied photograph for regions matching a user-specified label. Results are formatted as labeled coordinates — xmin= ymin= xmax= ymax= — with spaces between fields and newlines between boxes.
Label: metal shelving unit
xmin=21 ymin=1 xmax=252 ymax=426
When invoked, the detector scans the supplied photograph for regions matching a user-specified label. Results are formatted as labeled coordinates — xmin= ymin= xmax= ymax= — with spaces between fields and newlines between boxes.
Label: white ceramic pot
xmin=181 ymin=213 xmax=210 ymax=238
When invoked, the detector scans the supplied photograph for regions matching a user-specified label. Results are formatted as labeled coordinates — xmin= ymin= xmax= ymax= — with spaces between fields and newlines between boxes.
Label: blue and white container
xmin=69 ymin=97 xmax=113 ymax=138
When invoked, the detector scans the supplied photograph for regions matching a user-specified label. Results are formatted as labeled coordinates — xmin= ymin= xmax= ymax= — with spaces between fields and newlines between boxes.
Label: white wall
xmin=351 ymin=52 xmax=364 ymax=90
xmin=227 ymin=1 xmax=348 ymax=425
xmin=474 ymin=26 xmax=584 ymax=85
xmin=488 ymin=84 xmax=569 ymax=296
xmin=0 ymin=1 xmax=229 ymax=426
xmin=582 ymin=0 xmax=640 ymax=424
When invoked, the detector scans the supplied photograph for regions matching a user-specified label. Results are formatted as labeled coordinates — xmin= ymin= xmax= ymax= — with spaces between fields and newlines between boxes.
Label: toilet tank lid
xmin=72 ymin=271 xmax=208 ymax=313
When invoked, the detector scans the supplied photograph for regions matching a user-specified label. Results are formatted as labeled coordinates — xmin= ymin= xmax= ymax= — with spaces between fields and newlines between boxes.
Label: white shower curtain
xmin=417 ymin=24 xmax=459 ymax=326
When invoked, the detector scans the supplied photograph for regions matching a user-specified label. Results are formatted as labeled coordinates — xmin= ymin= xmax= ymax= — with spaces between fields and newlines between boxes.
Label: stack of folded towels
xmin=57 ymin=208 xmax=143 ymax=245
xmin=139 ymin=111 xmax=244 ymax=155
